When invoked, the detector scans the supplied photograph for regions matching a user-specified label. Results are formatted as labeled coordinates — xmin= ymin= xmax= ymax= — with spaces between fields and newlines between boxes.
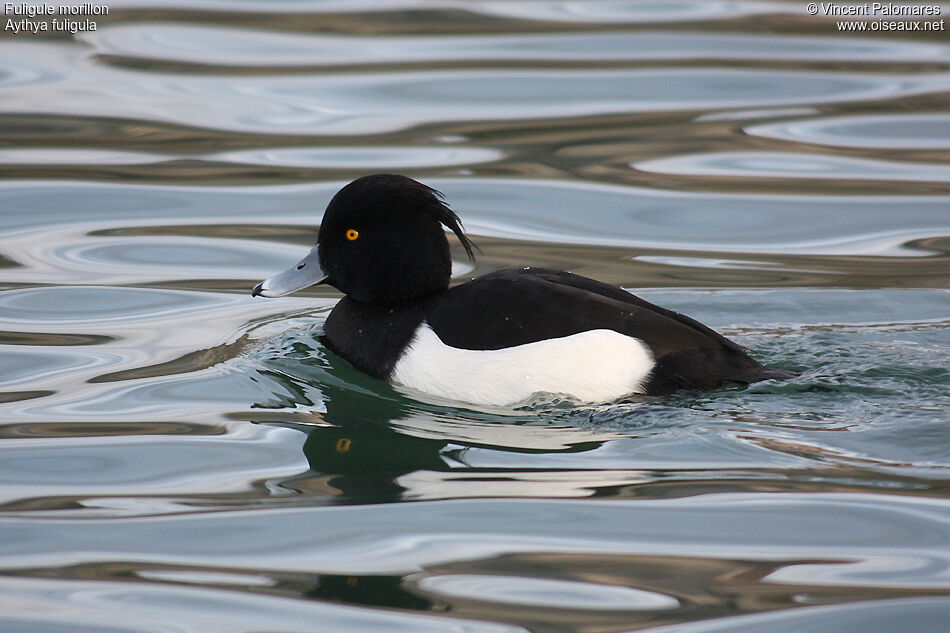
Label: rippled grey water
xmin=1 ymin=2 xmax=949 ymax=632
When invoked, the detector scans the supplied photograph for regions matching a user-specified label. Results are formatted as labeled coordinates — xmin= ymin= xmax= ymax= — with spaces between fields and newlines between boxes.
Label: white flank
xmin=391 ymin=323 xmax=654 ymax=406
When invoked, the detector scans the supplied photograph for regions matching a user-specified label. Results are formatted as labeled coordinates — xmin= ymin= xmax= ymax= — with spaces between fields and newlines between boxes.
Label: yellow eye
xmin=345 ymin=229 xmax=359 ymax=241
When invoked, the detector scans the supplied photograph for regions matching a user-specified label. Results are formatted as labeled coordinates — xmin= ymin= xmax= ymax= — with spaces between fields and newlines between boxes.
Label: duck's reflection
xmin=253 ymin=344 xmax=639 ymax=505
xmin=303 ymin=573 xmax=436 ymax=611
xmin=297 ymin=417 xmax=451 ymax=503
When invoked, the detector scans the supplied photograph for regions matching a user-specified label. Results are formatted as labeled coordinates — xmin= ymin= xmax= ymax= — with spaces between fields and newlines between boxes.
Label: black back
xmin=421 ymin=268 xmax=784 ymax=394
xmin=322 ymin=267 xmax=792 ymax=394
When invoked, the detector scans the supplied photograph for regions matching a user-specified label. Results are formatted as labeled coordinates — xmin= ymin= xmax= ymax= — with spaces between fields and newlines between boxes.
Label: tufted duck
xmin=252 ymin=174 xmax=794 ymax=406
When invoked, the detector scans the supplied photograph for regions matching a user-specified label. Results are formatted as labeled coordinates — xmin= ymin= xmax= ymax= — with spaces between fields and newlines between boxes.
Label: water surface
xmin=1 ymin=2 xmax=949 ymax=632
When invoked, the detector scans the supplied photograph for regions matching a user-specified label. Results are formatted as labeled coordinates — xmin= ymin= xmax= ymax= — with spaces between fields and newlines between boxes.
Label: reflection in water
xmin=244 ymin=313 xmax=950 ymax=503
xmin=254 ymin=336 xmax=625 ymax=504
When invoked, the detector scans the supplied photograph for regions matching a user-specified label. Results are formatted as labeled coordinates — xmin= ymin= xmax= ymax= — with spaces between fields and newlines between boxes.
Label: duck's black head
xmin=252 ymin=174 xmax=476 ymax=303
xmin=316 ymin=174 xmax=475 ymax=304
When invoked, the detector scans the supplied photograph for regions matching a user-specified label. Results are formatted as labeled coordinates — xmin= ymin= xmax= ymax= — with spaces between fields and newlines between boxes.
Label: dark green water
xmin=1 ymin=2 xmax=949 ymax=632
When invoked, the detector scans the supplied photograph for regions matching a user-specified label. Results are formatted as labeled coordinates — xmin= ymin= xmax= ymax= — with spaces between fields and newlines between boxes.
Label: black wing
xmin=424 ymin=268 xmax=786 ymax=393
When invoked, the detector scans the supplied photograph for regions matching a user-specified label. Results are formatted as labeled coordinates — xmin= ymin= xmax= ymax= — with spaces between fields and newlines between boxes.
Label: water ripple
xmin=0 ymin=148 xmax=162 ymax=165
xmin=415 ymin=574 xmax=680 ymax=610
xmin=4 ymin=51 xmax=948 ymax=134
xmin=85 ymin=25 xmax=950 ymax=67
xmin=0 ymin=423 xmax=306 ymax=508
xmin=0 ymin=146 xmax=502 ymax=169
xmin=635 ymin=151 xmax=950 ymax=183
xmin=4 ymin=495 xmax=949 ymax=577
xmin=643 ymin=598 xmax=950 ymax=633
xmin=747 ymin=113 xmax=950 ymax=149
xmin=208 ymin=146 xmax=503 ymax=169
xmin=5 ymin=179 xmax=947 ymax=259
xmin=0 ymin=576 xmax=524 ymax=633
xmin=0 ymin=286 xmax=225 ymax=325
xmin=94 ymin=0 xmax=803 ymax=24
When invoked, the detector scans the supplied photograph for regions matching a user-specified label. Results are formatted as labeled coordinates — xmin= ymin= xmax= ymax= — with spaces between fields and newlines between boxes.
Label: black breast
xmin=322 ymin=298 xmax=425 ymax=379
